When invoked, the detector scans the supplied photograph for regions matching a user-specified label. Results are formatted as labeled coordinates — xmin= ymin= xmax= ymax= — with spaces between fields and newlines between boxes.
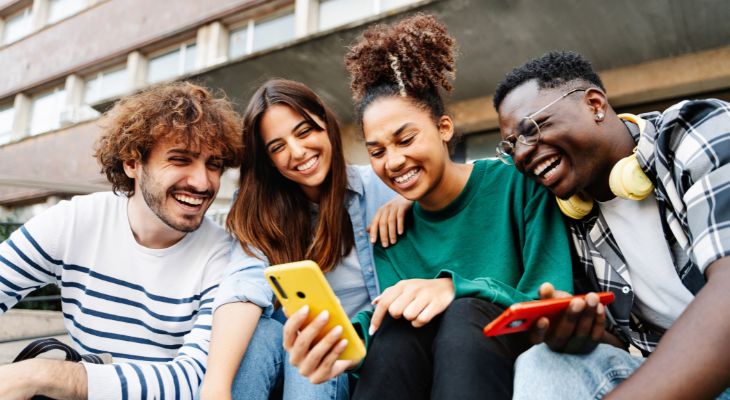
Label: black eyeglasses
xmin=496 ymin=88 xmax=587 ymax=165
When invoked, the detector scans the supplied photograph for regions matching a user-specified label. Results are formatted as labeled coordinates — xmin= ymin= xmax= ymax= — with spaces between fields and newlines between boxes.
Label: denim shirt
xmin=213 ymin=165 xmax=397 ymax=316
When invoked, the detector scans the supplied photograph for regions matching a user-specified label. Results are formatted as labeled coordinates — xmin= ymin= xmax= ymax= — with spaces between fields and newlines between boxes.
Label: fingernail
xmin=597 ymin=304 xmax=604 ymax=315
xmin=332 ymin=325 xmax=343 ymax=336
xmin=587 ymin=294 xmax=598 ymax=307
xmin=299 ymin=305 xmax=309 ymax=315
xmin=368 ymin=325 xmax=377 ymax=336
xmin=317 ymin=310 xmax=329 ymax=321
xmin=338 ymin=339 xmax=348 ymax=350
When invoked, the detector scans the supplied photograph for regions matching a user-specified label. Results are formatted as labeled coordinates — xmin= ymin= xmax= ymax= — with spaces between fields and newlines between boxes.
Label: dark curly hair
xmin=94 ymin=81 xmax=244 ymax=195
xmin=493 ymin=51 xmax=605 ymax=111
xmin=345 ymin=14 xmax=456 ymax=123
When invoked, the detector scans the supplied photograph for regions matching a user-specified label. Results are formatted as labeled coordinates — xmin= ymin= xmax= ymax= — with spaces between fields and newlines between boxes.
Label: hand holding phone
xmin=265 ymin=261 xmax=366 ymax=361
xmin=483 ymin=292 xmax=615 ymax=337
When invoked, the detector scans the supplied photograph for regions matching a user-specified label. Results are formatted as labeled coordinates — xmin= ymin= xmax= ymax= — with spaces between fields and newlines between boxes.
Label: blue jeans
xmin=231 ymin=316 xmax=349 ymax=400
xmin=514 ymin=343 xmax=730 ymax=400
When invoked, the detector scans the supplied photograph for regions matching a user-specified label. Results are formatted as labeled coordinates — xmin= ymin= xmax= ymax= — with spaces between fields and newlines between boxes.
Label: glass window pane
xmin=101 ymin=67 xmax=128 ymax=98
xmin=228 ymin=26 xmax=248 ymax=58
xmin=3 ymin=8 xmax=32 ymax=44
xmin=380 ymin=0 xmax=415 ymax=12
xmin=183 ymin=43 xmax=197 ymax=73
xmin=30 ymin=89 xmax=66 ymax=136
xmin=318 ymin=0 xmax=372 ymax=31
xmin=147 ymin=48 xmax=181 ymax=84
xmin=84 ymin=67 xmax=127 ymax=104
xmin=252 ymin=12 xmax=295 ymax=52
xmin=0 ymin=105 xmax=14 ymax=144
xmin=48 ymin=0 xmax=87 ymax=23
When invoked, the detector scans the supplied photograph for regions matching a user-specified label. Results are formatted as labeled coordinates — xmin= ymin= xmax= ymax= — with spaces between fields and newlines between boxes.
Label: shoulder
xmin=25 ymin=192 xmax=122 ymax=230
xmin=472 ymin=159 xmax=536 ymax=191
xmin=643 ymin=99 xmax=730 ymax=176
xmin=347 ymin=163 xmax=396 ymax=201
xmin=643 ymin=99 xmax=730 ymax=146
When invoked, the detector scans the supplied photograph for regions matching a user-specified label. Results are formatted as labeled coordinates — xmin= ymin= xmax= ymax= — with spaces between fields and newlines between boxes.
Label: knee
xmin=368 ymin=315 xmax=423 ymax=357
xmin=437 ymin=298 xmax=498 ymax=342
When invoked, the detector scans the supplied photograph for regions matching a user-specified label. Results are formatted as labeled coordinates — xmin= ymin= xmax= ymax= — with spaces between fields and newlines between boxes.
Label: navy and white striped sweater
xmin=0 ymin=192 xmax=231 ymax=399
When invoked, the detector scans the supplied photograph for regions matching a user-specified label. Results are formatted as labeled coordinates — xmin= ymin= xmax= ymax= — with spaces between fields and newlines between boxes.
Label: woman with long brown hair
xmin=199 ymin=79 xmax=408 ymax=400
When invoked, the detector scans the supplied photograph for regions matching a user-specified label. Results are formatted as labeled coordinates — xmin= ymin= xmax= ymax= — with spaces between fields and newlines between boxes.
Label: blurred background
xmin=1 ymin=0 xmax=730 ymax=310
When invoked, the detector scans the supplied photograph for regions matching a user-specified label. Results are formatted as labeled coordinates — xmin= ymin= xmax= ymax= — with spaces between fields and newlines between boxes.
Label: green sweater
xmin=353 ymin=159 xmax=573 ymax=347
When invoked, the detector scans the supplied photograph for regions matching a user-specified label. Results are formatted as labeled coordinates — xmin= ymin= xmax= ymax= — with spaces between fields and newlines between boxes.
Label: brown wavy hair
xmin=227 ymin=79 xmax=354 ymax=272
xmin=345 ymin=14 xmax=456 ymax=123
xmin=94 ymin=81 xmax=244 ymax=195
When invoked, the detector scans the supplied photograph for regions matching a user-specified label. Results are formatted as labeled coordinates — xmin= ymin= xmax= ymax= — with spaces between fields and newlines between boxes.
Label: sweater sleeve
xmin=515 ymin=178 xmax=574 ymax=296
xmin=0 ymin=204 xmax=66 ymax=314
xmin=212 ymin=241 xmax=274 ymax=317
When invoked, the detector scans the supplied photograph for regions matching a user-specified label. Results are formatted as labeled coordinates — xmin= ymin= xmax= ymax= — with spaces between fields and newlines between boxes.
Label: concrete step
xmin=0 ymin=310 xmax=67 ymax=365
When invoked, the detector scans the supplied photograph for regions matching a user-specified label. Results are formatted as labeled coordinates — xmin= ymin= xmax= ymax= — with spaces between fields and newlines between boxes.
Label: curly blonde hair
xmin=94 ymin=82 xmax=243 ymax=195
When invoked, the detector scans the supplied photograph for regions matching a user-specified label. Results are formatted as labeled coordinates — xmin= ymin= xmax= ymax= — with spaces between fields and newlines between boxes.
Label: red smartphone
xmin=482 ymin=292 xmax=615 ymax=337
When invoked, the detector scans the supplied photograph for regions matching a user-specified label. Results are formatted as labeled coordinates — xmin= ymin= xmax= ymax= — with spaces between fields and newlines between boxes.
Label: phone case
xmin=265 ymin=260 xmax=367 ymax=361
xmin=482 ymin=292 xmax=616 ymax=337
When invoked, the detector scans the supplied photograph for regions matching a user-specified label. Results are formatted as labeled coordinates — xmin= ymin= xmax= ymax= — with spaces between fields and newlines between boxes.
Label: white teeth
xmin=174 ymin=195 xmax=203 ymax=206
xmin=533 ymin=156 xmax=560 ymax=176
xmin=296 ymin=156 xmax=317 ymax=171
xmin=394 ymin=168 xmax=419 ymax=184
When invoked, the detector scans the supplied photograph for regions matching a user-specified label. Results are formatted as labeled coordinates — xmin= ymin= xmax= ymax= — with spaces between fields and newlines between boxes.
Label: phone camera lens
xmin=296 ymin=291 xmax=306 ymax=299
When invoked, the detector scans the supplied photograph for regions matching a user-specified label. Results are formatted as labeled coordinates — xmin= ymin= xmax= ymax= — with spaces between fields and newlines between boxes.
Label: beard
xmin=139 ymin=166 xmax=209 ymax=233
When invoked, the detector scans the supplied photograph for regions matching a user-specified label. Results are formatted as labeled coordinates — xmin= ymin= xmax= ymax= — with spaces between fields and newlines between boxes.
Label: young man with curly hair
xmin=495 ymin=51 xmax=730 ymax=399
xmin=0 ymin=82 xmax=243 ymax=399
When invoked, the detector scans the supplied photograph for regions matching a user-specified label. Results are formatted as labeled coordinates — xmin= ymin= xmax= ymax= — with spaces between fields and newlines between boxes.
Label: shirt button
xmin=368 ymin=267 xmax=373 ymax=273
xmin=360 ymin=232 xmax=366 ymax=237
xmin=621 ymin=286 xmax=631 ymax=294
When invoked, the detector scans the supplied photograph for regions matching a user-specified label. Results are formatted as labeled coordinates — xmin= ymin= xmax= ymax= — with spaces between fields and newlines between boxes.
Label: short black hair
xmin=493 ymin=51 xmax=605 ymax=111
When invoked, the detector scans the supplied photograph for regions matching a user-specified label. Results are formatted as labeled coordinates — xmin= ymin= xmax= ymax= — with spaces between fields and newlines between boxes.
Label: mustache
xmin=169 ymin=187 xmax=214 ymax=198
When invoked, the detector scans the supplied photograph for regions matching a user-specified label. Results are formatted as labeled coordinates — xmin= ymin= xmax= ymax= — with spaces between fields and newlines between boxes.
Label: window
xmin=30 ymin=87 xmax=66 ymax=135
xmin=228 ymin=10 xmax=295 ymax=58
xmin=318 ymin=0 xmax=418 ymax=31
xmin=380 ymin=0 xmax=416 ymax=12
xmin=2 ymin=7 xmax=32 ymax=44
xmin=84 ymin=66 xmax=127 ymax=103
xmin=0 ymin=104 xmax=14 ymax=145
xmin=318 ymin=0 xmax=371 ymax=31
xmin=252 ymin=12 xmax=295 ymax=52
xmin=146 ymin=42 xmax=197 ymax=84
xmin=228 ymin=24 xmax=249 ymax=59
xmin=48 ymin=0 xmax=88 ymax=24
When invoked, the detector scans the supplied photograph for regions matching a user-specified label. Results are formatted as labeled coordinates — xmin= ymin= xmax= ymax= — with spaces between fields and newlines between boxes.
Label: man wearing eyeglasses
xmin=494 ymin=51 xmax=730 ymax=400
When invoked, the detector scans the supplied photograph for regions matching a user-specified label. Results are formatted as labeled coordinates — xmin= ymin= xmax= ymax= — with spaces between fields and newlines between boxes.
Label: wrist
xmin=36 ymin=359 xmax=87 ymax=400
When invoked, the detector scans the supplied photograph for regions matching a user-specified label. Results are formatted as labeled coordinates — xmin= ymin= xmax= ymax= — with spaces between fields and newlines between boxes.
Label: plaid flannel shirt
xmin=569 ymin=99 xmax=730 ymax=354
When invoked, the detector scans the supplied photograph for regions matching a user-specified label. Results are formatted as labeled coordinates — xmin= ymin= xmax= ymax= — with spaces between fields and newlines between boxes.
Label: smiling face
xmin=259 ymin=104 xmax=333 ymax=202
xmin=129 ymin=137 xmax=222 ymax=232
xmin=497 ymin=80 xmax=614 ymax=199
xmin=363 ymin=96 xmax=455 ymax=207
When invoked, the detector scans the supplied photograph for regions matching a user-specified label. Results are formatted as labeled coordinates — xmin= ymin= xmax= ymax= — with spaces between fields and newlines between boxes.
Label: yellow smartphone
xmin=265 ymin=260 xmax=366 ymax=361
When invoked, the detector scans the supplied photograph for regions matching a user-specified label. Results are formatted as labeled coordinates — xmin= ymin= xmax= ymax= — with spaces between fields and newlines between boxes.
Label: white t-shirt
xmin=598 ymin=194 xmax=694 ymax=329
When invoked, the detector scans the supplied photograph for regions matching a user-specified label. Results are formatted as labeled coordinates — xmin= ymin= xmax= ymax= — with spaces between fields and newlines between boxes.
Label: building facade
xmin=2 ymin=0 xmax=730 ymax=222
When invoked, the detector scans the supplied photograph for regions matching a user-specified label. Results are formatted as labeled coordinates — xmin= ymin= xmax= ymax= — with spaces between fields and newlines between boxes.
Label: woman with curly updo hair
xmin=283 ymin=15 xmax=575 ymax=399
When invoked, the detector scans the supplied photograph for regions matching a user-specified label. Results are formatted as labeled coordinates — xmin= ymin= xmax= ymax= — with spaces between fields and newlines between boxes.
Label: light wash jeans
xmin=230 ymin=316 xmax=349 ymax=400
xmin=514 ymin=343 xmax=730 ymax=400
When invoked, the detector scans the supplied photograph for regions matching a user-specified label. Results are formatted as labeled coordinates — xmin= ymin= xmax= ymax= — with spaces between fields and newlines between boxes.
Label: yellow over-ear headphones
xmin=556 ymin=114 xmax=654 ymax=220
